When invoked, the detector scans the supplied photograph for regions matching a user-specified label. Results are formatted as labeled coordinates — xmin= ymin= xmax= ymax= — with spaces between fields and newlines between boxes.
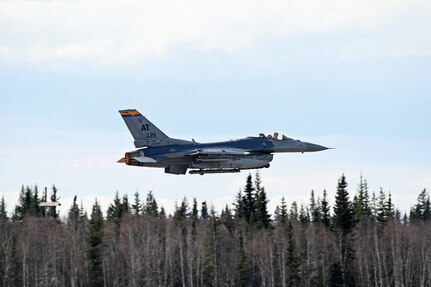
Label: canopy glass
xmin=250 ymin=132 xmax=293 ymax=141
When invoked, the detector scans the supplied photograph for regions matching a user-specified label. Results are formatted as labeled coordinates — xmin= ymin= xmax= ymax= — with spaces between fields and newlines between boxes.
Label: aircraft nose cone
xmin=305 ymin=142 xmax=329 ymax=152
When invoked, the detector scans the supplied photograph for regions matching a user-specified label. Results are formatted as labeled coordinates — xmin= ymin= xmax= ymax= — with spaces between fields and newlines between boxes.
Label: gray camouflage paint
xmin=118 ymin=109 xmax=329 ymax=175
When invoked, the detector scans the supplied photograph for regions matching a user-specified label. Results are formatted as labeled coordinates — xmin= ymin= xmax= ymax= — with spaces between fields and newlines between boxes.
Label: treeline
xmin=0 ymin=173 xmax=430 ymax=287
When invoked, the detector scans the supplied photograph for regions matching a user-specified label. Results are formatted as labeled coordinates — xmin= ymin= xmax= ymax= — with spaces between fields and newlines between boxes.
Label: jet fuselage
xmin=117 ymin=110 xmax=329 ymax=175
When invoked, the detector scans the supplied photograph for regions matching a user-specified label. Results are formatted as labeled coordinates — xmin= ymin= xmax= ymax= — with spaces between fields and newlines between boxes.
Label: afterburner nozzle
xmin=117 ymin=153 xmax=131 ymax=164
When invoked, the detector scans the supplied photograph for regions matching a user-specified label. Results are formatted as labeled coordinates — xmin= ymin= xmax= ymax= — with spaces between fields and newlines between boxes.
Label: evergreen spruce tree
xmin=144 ymin=191 xmax=158 ymax=216
xmin=394 ymin=208 xmax=402 ymax=222
xmin=106 ymin=192 xmax=129 ymax=225
xmin=29 ymin=185 xmax=40 ymax=216
xmin=418 ymin=189 xmax=429 ymax=221
xmin=409 ymin=207 xmax=416 ymax=222
xmin=254 ymin=172 xmax=271 ymax=229
xmin=191 ymin=198 xmax=199 ymax=220
xmin=274 ymin=197 xmax=288 ymax=224
xmin=403 ymin=212 xmax=408 ymax=224
xmin=310 ymin=190 xmax=320 ymax=223
xmin=18 ymin=185 xmax=31 ymax=218
xmin=201 ymin=201 xmax=209 ymax=219
xmin=320 ymin=190 xmax=331 ymax=228
xmin=191 ymin=198 xmax=199 ymax=232
xmin=173 ymin=197 xmax=188 ymax=224
xmin=332 ymin=175 xmax=356 ymax=286
xmin=80 ymin=200 xmax=88 ymax=221
xmin=298 ymin=204 xmax=310 ymax=224
xmin=274 ymin=205 xmax=280 ymax=221
xmin=0 ymin=196 xmax=7 ymax=220
xmin=107 ymin=191 xmax=122 ymax=225
xmin=423 ymin=197 xmax=431 ymax=221
xmin=67 ymin=195 xmax=81 ymax=232
xmin=220 ymin=204 xmax=235 ymax=232
xmin=353 ymin=175 xmax=371 ymax=222
xmin=254 ymin=171 xmax=262 ymax=193
xmin=14 ymin=185 xmax=39 ymax=220
xmin=242 ymin=174 xmax=256 ymax=224
xmin=333 ymin=175 xmax=354 ymax=234
xmin=290 ymin=201 xmax=298 ymax=222
xmin=376 ymin=188 xmax=387 ymax=224
xmin=85 ymin=199 xmax=104 ymax=287
xmin=361 ymin=177 xmax=371 ymax=215
xmin=121 ymin=194 xmax=129 ymax=216
xmin=131 ymin=191 xmax=141 ymax=216
xmin=410 ymin=189 xmax=430 ymax=222
xmin=159 ymin=206 xmax=166 ymax=217
xmin=233 ymin=190 xmax=244 ymax=220
xmin=386 ymin=191 xmax=395 ymax=220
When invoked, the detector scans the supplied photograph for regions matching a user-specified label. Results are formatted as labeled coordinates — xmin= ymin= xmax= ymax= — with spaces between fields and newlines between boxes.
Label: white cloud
xmin=0 ymin=0 xmax=430 ymax=67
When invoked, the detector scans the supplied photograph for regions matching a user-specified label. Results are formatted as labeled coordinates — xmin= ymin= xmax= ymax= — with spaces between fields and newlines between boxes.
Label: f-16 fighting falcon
xmin=118 ymin=109 xmax=329 ymax=175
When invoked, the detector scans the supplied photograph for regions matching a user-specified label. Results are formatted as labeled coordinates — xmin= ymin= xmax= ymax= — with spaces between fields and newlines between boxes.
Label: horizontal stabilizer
xmin=117 ymin=156 xmax=157 ymax=164
xmin=132 ymin=156 xmax=158 ymax=163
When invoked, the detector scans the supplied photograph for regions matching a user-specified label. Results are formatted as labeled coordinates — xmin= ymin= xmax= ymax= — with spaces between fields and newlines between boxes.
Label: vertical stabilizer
xmin=119 ymin=109 xmax=169 ymax=146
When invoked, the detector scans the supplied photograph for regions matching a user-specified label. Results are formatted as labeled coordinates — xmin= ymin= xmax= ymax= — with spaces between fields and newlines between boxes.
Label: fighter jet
xmin=118 ymin=109 xmax=329 ymax=175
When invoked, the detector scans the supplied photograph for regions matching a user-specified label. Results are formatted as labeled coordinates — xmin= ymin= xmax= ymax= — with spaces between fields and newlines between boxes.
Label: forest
xmin=0 ymin=173 xmax=430 ymax=287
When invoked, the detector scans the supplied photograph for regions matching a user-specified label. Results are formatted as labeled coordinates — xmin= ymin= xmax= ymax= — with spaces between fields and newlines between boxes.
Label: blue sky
xmin=1 ymin=0 xmax=430 ymax=216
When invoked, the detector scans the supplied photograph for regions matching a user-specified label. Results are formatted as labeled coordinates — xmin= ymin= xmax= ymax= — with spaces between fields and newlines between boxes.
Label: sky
xmin=1 ymin=0 xmax=430 ymax=217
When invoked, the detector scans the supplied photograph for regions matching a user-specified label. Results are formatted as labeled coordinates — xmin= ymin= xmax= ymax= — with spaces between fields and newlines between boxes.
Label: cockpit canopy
xmin=251 ymin=132 xmax=293 ymax=141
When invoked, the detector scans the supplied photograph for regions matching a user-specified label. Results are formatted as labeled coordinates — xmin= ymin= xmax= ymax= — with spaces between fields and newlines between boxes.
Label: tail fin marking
xmin=119 ymin=109 xmax=168 ymax=147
